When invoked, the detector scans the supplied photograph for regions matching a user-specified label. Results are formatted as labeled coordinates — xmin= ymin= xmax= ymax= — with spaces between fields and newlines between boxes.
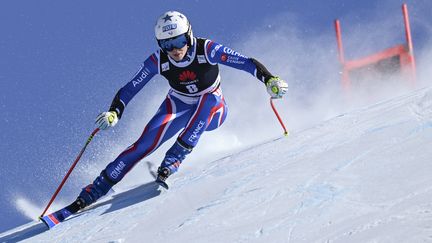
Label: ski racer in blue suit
xmin=86 ymin=10 xmax=288 ymax=203
xmin=41 ymin=11 xmax=288 ymax=227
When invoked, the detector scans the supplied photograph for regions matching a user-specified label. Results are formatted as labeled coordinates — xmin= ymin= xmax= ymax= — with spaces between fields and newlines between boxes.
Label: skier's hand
xmin=265 ymin=76 xmax=288 ymax=99
xmin=95 ymin=111 xmax=118 ymax=130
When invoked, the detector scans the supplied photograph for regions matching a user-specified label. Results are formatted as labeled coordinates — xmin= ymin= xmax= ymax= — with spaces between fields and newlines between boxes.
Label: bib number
xmin=186 ymin=84 xmax=198 ymax=93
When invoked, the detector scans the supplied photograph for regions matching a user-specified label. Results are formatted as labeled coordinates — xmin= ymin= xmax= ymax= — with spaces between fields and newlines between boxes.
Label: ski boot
xmin=78 ymin=169 xmax=116 ymax=206
xmin=155 ymin=166 xmax=171 ymax=189
xmin=155 ymin=140 xmax=192 ymax=189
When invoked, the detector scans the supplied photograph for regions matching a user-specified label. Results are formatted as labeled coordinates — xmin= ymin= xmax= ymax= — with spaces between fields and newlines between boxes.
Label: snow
xmin=1 ymin=86 xmax=432 ymax=242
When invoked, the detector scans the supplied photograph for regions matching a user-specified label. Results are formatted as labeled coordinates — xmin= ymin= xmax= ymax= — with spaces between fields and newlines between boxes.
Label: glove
xmin=95 ymin=111 xmax=118 ymax=130
xmin=265 ymin=76 xmax=288 ymax=99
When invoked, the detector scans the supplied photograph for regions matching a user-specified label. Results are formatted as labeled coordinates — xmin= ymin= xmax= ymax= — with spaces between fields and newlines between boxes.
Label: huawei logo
xmin=179 ymin=70 xmax=197 ymax=81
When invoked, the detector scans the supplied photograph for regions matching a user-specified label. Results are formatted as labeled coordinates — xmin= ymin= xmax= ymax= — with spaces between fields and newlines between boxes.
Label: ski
xmin=155 ymin=178 xmax=169 ymax=190
xmin=39 ymin=179 xmax=167 ymax=230
xmin=146 ymin=161 xmax=170 ymax=190
xmin=40 ymin=209 xmax=71 ymax=229
xmin=39 ymin=197 xmax=85 ymax=229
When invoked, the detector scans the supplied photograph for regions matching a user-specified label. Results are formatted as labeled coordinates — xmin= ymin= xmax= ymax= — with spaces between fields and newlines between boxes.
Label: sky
xmin=0 ymin=0 xmax=431 ymax=233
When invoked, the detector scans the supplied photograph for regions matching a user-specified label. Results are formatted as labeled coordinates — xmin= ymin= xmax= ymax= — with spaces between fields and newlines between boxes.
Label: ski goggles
xmin=159 ymin=34 xmax=188 ymax=52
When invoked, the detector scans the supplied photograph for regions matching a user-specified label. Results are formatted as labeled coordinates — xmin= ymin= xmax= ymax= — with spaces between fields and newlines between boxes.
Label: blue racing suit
xmin=79 ymin=37 xmax=275 ymax=205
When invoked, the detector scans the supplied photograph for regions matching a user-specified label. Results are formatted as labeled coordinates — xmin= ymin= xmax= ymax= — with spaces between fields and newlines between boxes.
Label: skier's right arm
xmin=96 ymin=52 xmax=159 ymax=130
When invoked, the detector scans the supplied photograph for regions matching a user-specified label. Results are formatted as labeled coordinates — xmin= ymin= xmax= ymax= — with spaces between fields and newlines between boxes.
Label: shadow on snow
xmin=0 ymin=180 xmax=162 ymax=242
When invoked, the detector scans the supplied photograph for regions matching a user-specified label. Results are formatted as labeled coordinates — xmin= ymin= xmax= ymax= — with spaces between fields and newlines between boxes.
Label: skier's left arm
xmin=204 ymin=40 xmax=288 ymax=99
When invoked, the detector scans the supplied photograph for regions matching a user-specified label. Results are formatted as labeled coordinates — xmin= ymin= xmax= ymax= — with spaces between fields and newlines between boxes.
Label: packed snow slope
xmin=1 ymin=86 xmax=432 ymax=242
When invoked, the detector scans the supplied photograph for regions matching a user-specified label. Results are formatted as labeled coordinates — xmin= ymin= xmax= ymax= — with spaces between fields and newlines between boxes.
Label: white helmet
xmin=155 ymin=11 xmax=194 ymax=48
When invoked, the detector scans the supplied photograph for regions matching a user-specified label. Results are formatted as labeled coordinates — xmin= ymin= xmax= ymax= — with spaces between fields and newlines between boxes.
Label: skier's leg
xmin=79 ymin=95 xmax=191 ymax=206
xmin=204 ymin=88 xmax=228 ymax=132
xmin=179 ymin=88 xmax=227 ymax=146
xmin=158 ymin=88 xmax=227 ymax=179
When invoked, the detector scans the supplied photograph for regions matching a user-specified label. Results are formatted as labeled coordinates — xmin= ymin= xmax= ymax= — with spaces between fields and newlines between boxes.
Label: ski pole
xmin=39 ymin=128 xmax=100 ymax=218
xmin=270 ymin=97 xmax=289 ymax=136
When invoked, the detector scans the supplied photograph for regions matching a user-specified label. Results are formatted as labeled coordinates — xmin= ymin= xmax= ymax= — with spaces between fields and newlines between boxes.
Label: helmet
xmin=155 ymin=11 xmax=194 ymax=50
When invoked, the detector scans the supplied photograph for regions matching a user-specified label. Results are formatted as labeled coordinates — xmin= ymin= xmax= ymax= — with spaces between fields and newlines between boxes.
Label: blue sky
xmin=0 ymin=0 xmax=430 ymax=232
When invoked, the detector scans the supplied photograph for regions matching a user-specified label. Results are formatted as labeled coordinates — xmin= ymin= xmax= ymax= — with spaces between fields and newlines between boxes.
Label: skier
xmin=41 ymin=10 xmax=287 ymax=228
